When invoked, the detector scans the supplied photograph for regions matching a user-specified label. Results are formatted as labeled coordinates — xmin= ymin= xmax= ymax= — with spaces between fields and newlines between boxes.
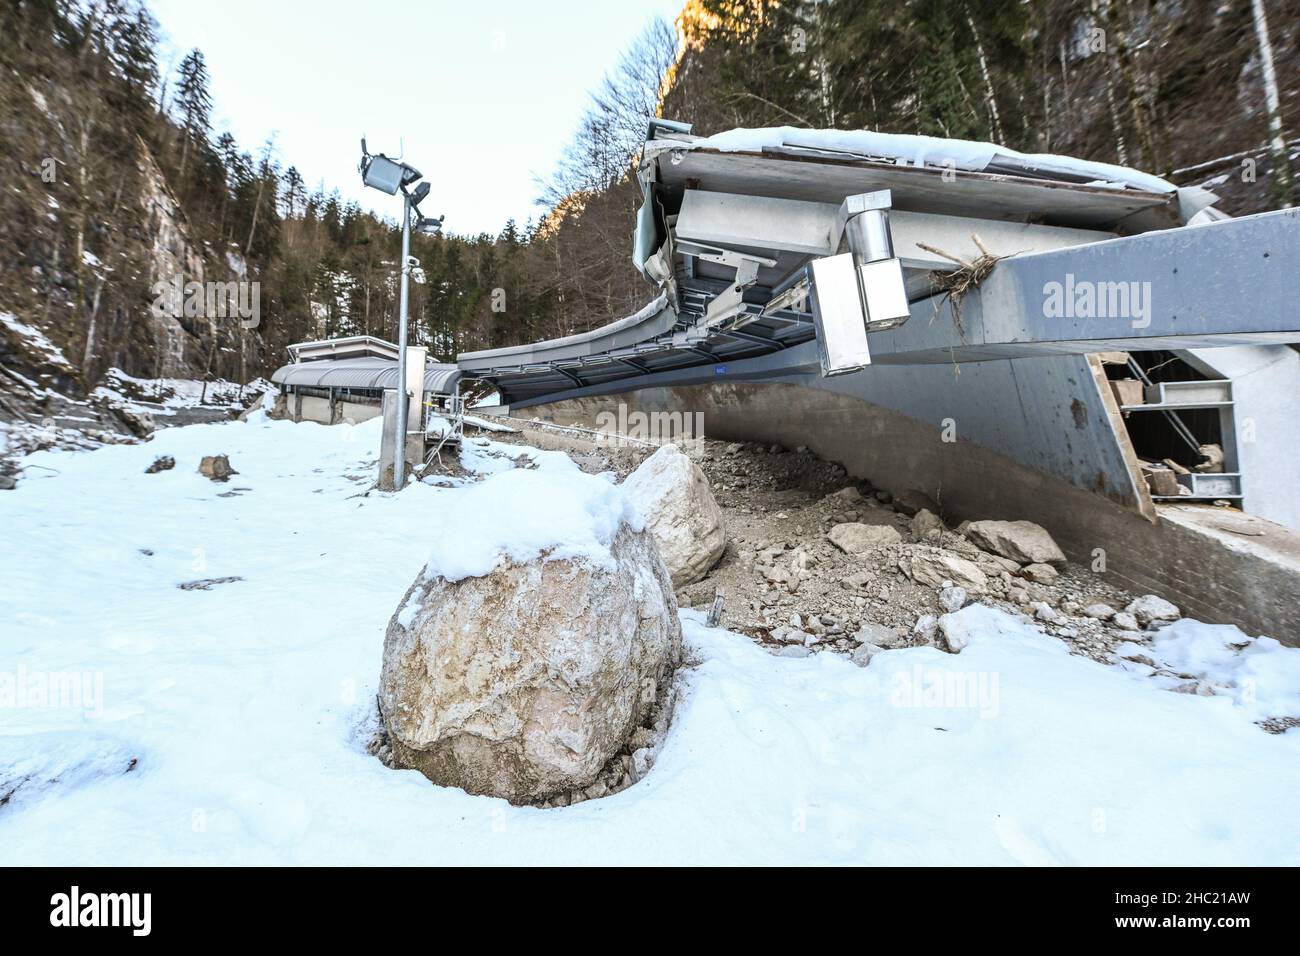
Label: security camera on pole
xmin=358 ymin=138 xmax=445 ymax=489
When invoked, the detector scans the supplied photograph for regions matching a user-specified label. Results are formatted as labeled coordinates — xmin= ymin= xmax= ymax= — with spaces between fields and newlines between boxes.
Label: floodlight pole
xmin=394 ymin=191 xmax=412 ymax=489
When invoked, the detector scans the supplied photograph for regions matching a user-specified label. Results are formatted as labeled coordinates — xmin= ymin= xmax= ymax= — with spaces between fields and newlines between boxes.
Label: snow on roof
xmin=645 ymin=126 xmax=1176 ymax=195
xmin=272 ymin=356 xmax=461 ymax=393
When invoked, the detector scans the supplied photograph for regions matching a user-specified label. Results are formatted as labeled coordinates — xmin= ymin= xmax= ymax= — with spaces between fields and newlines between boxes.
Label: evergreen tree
xmin=175 ymin=48 xmax=211 ymax=183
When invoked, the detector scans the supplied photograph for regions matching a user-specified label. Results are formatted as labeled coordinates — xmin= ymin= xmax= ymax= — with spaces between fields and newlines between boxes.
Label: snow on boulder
xmin=380 ymin=469 xmax=682 ymax=804
xmin=622 ymin=444 xmax=725 ymax=588
xmin=827 ymin=522 xmax=902 ymax=554
xmin=964 ymin=520 xmax=1066 ymax=567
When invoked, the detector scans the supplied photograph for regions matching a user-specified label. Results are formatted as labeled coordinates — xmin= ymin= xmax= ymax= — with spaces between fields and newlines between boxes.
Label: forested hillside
xmin=1 ymin=0 xmax=1296 ymax=414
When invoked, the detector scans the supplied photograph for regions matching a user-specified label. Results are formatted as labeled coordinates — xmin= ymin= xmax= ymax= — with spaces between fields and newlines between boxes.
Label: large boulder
xmin=380 ymin=473 xmax=682 ymax=804
xmin=622 ymin=444 xmax=725 ymax=587
xmin=964 ymin=520 xmax=1066 ymax=567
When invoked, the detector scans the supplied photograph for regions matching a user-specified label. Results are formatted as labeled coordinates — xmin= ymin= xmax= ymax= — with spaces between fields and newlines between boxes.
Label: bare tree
xmin=1251 ymin=0 xmax=1294 ymax=206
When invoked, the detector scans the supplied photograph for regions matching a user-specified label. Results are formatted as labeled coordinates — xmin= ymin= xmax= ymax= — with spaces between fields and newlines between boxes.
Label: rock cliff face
xmin=139 ymin=148 xmax=208 ymax=379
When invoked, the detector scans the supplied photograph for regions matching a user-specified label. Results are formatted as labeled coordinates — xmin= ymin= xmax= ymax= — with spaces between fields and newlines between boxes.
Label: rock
xmin=776 ymin=645 xmax=811 ymax=658
xmin=145 ymin=455 xmax=175 ymax=474
xmin=912 ymin=614 xmax=939 ymax=643
xmin=970 ymin=551 xmax=1020 ymax=574
xmin=1111 ymin=611 xmax=1140 ymax=631
xmin=851 ymin=642 xmax=881 ymax=667
xmin=116 ymin=404 xmax=155 ymax=438
xmin=898 ymin=547 xmax=988 ymax=592
xmin=841 ymin=570 xmax=874 ymax=589
xmin=823 ymin=486 xmax=865 ymax=505
xmin=936 ymin=615 xmax=968 ymax=653
xmin=1125 ymin=594 xmax=1181 ymax=627
xmin=1195 ymin=443 xmax=1224 ymax=473
xmin=622 ymin=444 xmax=726 ymax=587
xmin=964 ymin=520 xmax=1066 ymax=567
xmin=198 ymin=455 xmax=237 ymax=481
xmin=379 ymin=523 xmax=681 ymax=805
xmin=1031 ymin=601 xmax=1062 ymax=624
xmin=630 ymin=747 xmax=654 ymax=780
xmin=0 ymin=475 xmax=15 ymax=491
xmin=891 ymin=489 xmax=937 ymax=517
xmin=853 ymin=622 xmax=906 ymax=648
xmin=1083 ymin=603 xmax=1116 ymax=620
xmin=1020 ymin=563 xmax=1059 ymax=585
xmin=826 ymin=522 xmax=902 ymax=554
xmin=910 ymin=508 xmax=946 ymax=541
xmin=938 ymin=586 xmax=967 ymax=613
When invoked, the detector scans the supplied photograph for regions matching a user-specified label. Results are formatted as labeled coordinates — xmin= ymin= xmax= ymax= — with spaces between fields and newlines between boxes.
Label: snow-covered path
xmin=2 ymin=413 xmax=1298 ymax=865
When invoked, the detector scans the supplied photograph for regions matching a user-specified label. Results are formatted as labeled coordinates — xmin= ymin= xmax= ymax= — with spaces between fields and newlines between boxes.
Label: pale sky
xmin=149 ymin=0 xmax=683 ymax=236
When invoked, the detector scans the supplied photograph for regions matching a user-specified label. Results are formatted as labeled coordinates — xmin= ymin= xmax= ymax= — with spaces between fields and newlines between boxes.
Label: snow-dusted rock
xmin=827 ymin=521 xmax=902 ymax=554
xmin=851 ymin=642 xmax=881 ymax=667
xmin=898 ymin=547 xmax=988 ymax=592
xmin=622 ymin=444 xmax=726 ymax=587
xmin=936 ymin=614 xmax=969 ymax=653
xmin=380 ymin=523 xmax=681 ymax=805
xmin=938 ymin=586 xmax=967 ymax=614
xmin=965 ymin=520 xmax=1066 ymax=567
xmin=1031 ymin=601 xmax=1062 ymax=624
xmin=1126 ymin=594 xmax=1181 ymax=627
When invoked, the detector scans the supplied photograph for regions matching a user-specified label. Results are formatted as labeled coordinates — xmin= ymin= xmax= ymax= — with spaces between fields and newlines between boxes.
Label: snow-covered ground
xmin=2 ymin=412 xmax=1299 ymax=865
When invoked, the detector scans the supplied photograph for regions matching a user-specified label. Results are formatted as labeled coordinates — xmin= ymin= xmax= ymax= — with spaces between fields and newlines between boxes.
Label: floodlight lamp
xmin=361 ymin=153 xmax=405 ymax=195
xmin=409 ymin=181 xmax=431 ymax=207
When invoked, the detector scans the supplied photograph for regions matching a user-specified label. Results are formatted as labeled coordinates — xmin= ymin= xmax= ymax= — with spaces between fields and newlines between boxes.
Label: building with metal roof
xmin=271 ymin=340 xmax=460 ymax=426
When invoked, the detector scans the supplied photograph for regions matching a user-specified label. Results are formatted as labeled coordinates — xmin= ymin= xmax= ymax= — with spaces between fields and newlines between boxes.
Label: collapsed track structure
xmin=277 ymin=124 xmax=1300 ymax=639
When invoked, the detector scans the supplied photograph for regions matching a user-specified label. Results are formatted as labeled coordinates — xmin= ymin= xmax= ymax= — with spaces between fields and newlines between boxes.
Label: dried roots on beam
xmin=918 ymin=234 xmax=1005 ymax=340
